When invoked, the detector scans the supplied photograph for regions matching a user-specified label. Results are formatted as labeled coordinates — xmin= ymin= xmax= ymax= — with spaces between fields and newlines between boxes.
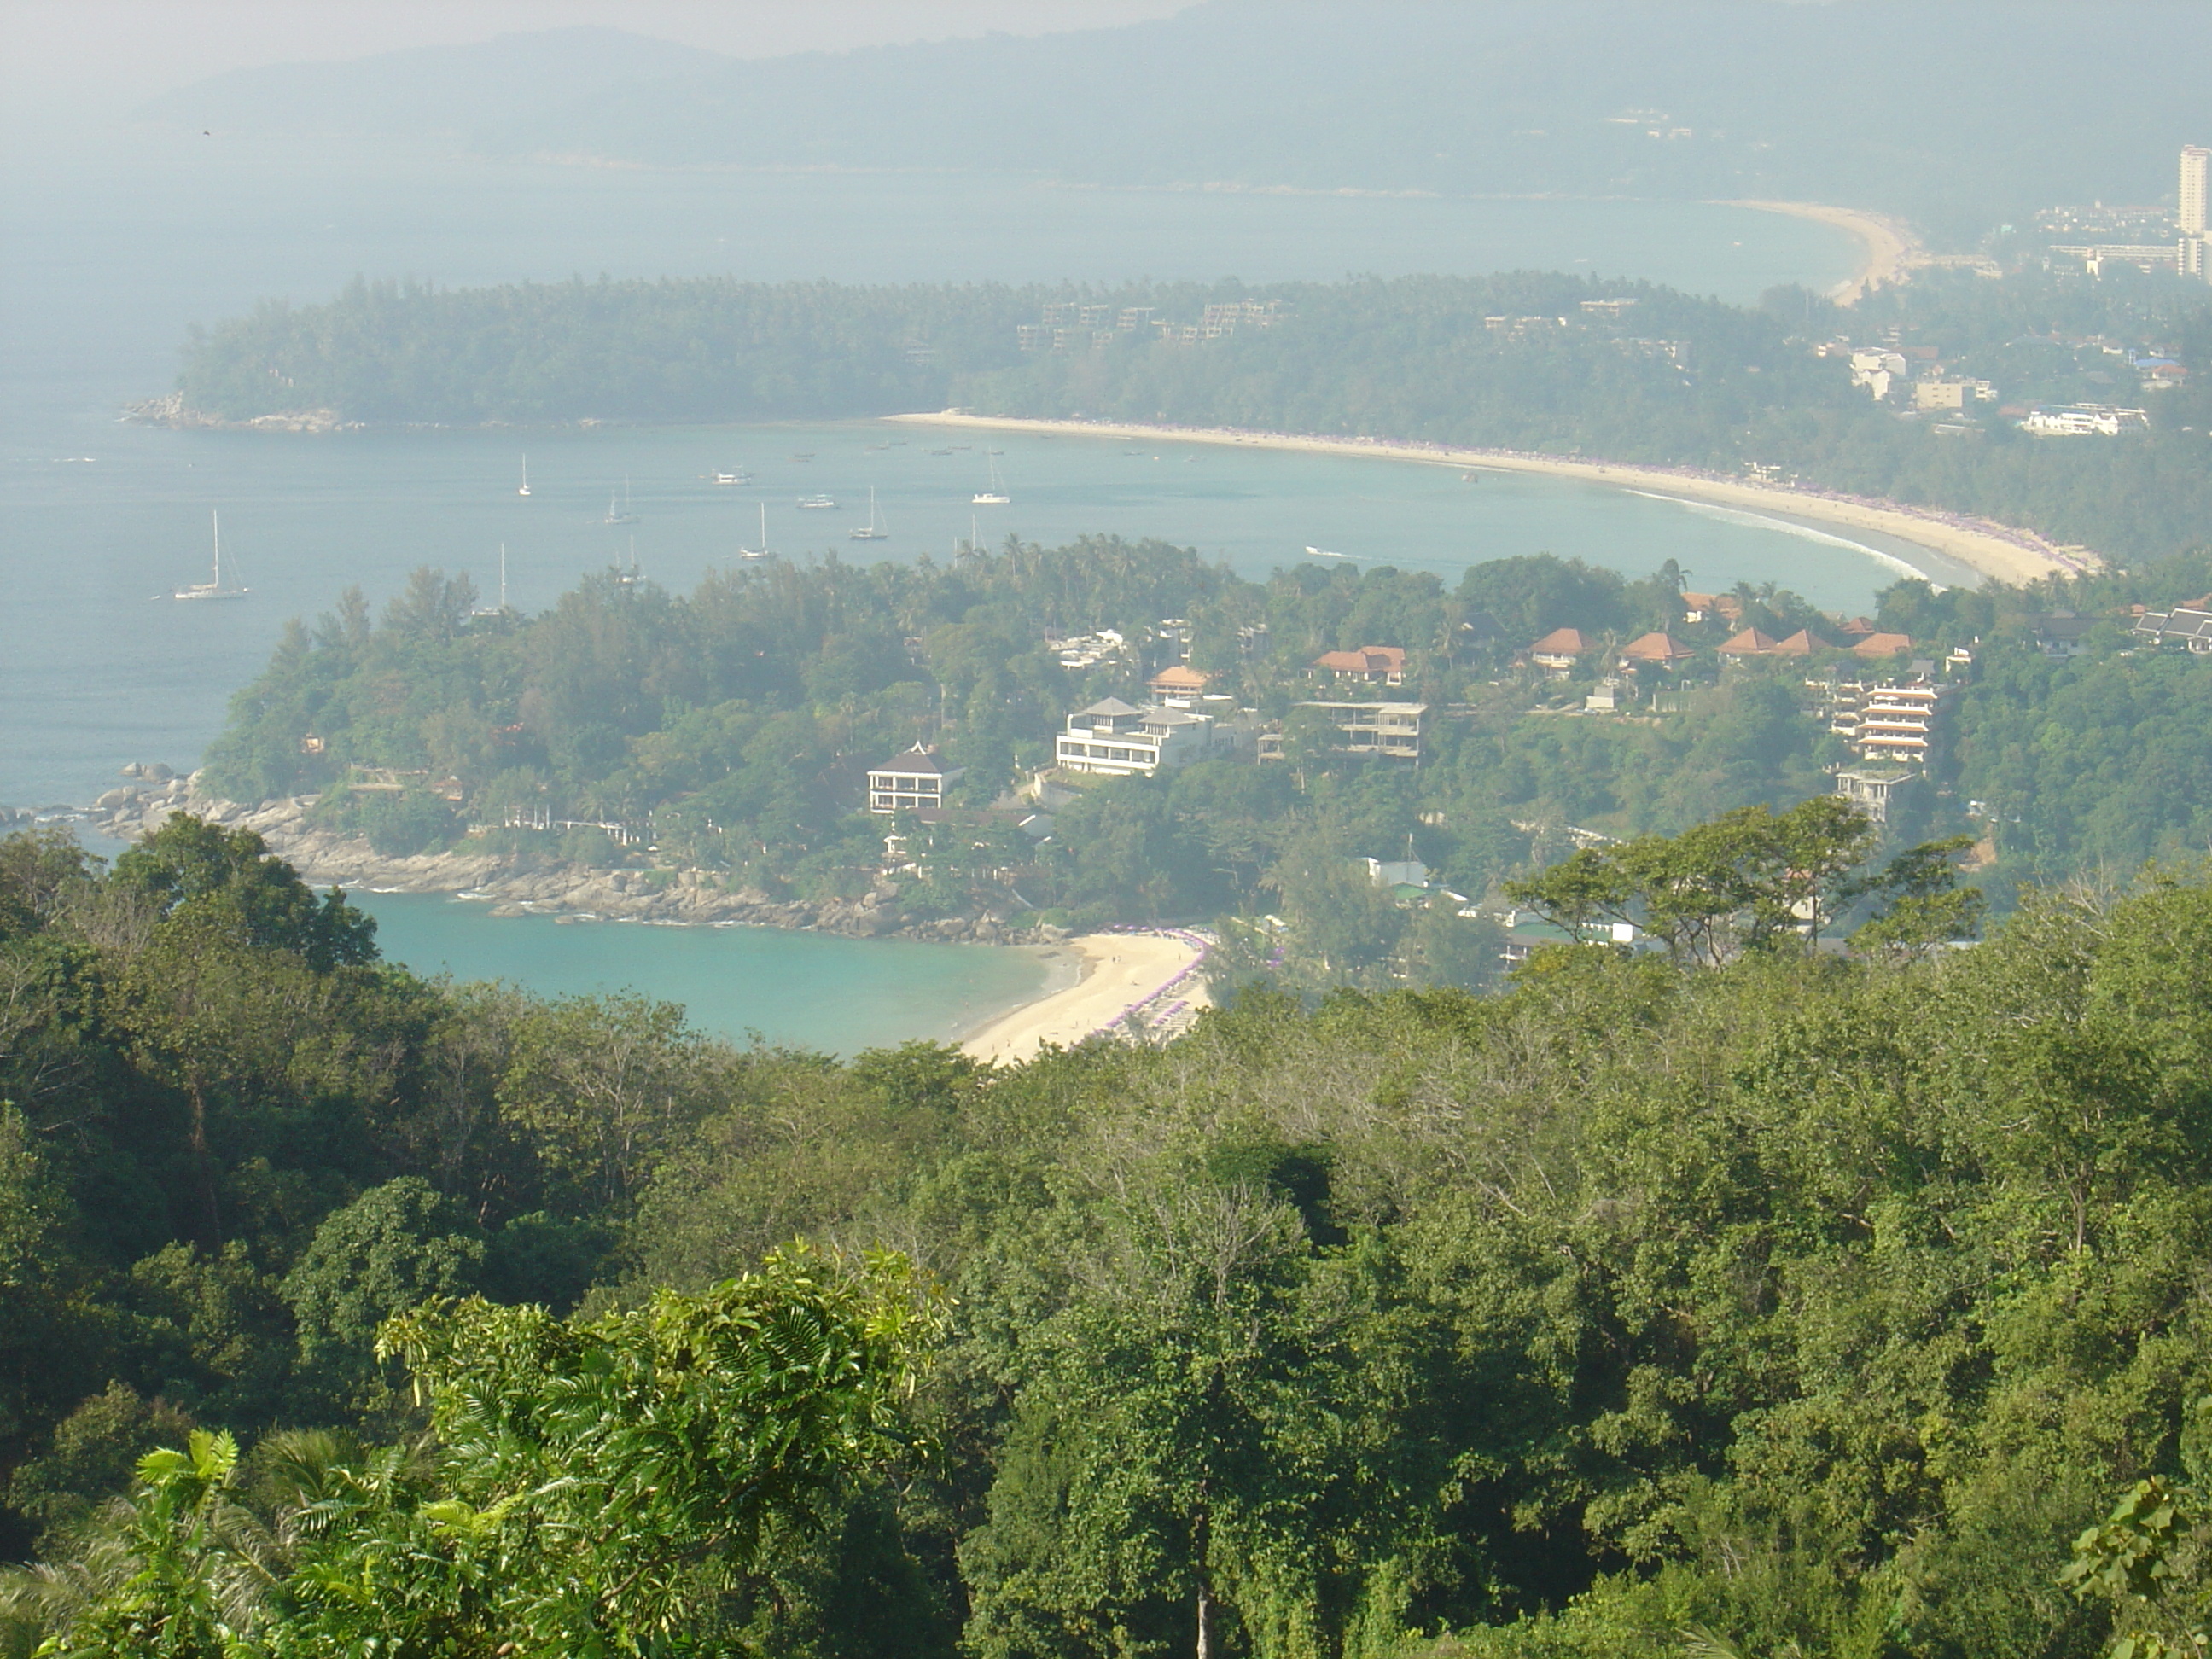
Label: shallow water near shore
xmin=354 ymin=893 xmax=1051 ymax=1055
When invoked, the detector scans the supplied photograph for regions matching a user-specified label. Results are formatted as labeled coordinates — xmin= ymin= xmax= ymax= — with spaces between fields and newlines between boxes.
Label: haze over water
xmin=0 ymin=122 xmax=1899 ymax=1044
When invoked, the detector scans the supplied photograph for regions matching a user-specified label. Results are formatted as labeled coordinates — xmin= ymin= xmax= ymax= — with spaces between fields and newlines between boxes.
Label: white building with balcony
xmin=867 ymin=743 xmax=963 ymax=814
xmin=1054 ymin=698 xmax=1220 ymax=778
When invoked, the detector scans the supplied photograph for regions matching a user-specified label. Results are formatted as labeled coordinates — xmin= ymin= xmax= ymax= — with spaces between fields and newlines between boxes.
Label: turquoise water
xmin=0 ymin=127 xmax=1877 ymax=1042
xmin=354 ymin=894 xmax=1046 ymax=1055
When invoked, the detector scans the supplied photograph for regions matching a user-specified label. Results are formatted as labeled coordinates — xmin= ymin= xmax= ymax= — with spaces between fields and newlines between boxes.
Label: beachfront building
xmin=867 ymin=743 xmax=965 ymax=815
xmin=1055 ymin=698 xmax=1220 ymax=778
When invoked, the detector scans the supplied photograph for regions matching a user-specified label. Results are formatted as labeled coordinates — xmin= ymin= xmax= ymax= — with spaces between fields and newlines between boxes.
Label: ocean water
xmin=0 ymin=125 xmax=1885 ymax=1044
xmin=354 ymin=894 xmax=1048 ymax=1056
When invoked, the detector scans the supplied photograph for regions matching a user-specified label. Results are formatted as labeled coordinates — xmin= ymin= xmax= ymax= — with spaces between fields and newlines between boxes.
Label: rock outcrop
xmin=89 ymin=777 xmax=1057 ymax=946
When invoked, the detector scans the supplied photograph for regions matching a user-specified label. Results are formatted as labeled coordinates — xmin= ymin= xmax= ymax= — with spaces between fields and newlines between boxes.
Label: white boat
xmin=972 ymin=452 xmax=1010 ymax=505
xmin=1303 ymin=545 xmax=1354 ymax=561
xmin=604 ymin=476 xmax=639 ymax=526
xmin=713 ymin=469 xmax=751 ymax=486
xmin=850 ymin=486 xmax=889 ymax=541
xmin=517 ymin=454 xmax=531 ymax=498
xmin=737 ymin=503 xmax=774 ymax=560
xmin=797 ymin=493 xmax=837 ymax=510
xmin=471 ymin=544 xmax=510 ymax=617
xmin=172 ymin=510 xmax=247 ymax=601
xmin=616 ymin=534 xmax=642 ymax=586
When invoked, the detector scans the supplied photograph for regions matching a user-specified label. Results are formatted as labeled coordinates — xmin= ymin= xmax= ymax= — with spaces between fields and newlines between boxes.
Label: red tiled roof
xmin=1772 ymin=628 xmax=1835 ymax=656
xmin=1148 ymin=665 xmax=1213 ymax=690
xmin=1851 ymin=632 xmax=1914 ymax=657
xmin=1529 ymin=627 xmax=1591 ymax=655
xmin=1313 ymin=645 xmax=1407 ymax=675
xmin=1620 ymin=631 xmax=1695 ymax=663
xmin=1718 ymin=627 xmax=1780 ymax=655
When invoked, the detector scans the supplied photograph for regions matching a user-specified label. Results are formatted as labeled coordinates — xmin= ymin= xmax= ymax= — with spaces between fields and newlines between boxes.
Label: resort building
xmin=1834 ymin=764 xmax=1918 ymax=826
xmin=1618 ymin=632 xmax=1696 ymax=670
xmin=867 ymin=743 xmax=964 ymax=815
xmin=2132 ymin=606 xmax=2212 ymax=652
xmin=1259 ymin=701 xmax=1427 ymax=763
xmin=1054 ymin=698 xmax=1220 ymax=778
xmin=1312 ymin=646 xmax=1408 ymax=686
xmin=1146 ymin=664 xmax=1214 ymax=699
xmin=1528 ymin=628 xmax=1593 ymax=676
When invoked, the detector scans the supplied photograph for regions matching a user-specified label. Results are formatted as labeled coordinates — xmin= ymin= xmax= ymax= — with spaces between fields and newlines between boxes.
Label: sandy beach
xmin=963 ymin=931 xmax=1210 ymax=1065
xmin=888 ymin=413 xmax=2090 ymax=586
xmin=1724 ymin=199 xmax=1920 ymax=303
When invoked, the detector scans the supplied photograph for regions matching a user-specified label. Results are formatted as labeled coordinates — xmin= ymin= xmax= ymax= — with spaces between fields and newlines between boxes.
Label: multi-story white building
xmin=866 ymin=743 xmax=963 ymax=814
xmin=1054 ymin=698 xmax=1220 ymax=778
xmin=2182 ymin=146 xmax=2210 ymax=281
xmin=1257 ymin=701 xmax=1429 ymax=763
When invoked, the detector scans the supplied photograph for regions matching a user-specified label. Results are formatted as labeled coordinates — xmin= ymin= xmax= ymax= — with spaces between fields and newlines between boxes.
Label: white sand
xmin=885 ymin=413 xmax=2093 ymax=585
xmin=963 ymin=932 xmax=1208 ymax=1065
xmin=1724 ymin=199 xmax=1921 ymax=303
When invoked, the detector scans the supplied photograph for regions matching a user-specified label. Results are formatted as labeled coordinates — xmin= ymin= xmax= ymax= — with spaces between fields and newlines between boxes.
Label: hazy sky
xmin=0 ymin=0 xmax=1191 ymax=121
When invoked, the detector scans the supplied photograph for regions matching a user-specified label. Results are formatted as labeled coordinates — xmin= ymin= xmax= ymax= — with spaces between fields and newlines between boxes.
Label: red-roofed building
xmin=1718 ymin=627 xmax=1780 ymax=658
xmin=1772 ymin=628 xmax=1834 ymax=656
xmin=1147 ymin=664 xmax=1214 ymax=696
xmin=1529 ymin=627 xmax=1593 ymax=675
xmin=1312 ymin=646 xmax=1408 ymax=685
xmin=1851 ymin=632 xmax=1914 ymax=658
xmin=1619 ymin=632 xmax=1696 ymax=667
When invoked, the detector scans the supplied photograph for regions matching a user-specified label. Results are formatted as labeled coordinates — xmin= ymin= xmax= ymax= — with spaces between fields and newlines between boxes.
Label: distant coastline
xmin=885 ymin=412 xmax=2094 ymax=587
xmin=1721 ymin=200 xmax=1921 ymax=303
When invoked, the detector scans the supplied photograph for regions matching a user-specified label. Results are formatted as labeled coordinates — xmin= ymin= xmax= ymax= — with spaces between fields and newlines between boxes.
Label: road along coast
xmin=885 ymin=413 xmax=2094 ymax=586
xmin=960 ymin=929 xmax=1212 ymax=1064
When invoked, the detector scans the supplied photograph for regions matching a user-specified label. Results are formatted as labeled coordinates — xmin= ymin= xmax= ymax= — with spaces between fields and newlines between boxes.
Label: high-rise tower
xmin=2183 ymin=147 xmax=2210 ymax=281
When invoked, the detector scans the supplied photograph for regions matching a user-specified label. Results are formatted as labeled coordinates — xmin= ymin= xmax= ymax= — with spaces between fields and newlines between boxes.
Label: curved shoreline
xmin=883 ymin=413 xmax=2093 ymax=586
xmin=960 ymin=930 xmax=1211 ymax=1064
xmin=1721 ymin=199 xmax=1919 ymax=302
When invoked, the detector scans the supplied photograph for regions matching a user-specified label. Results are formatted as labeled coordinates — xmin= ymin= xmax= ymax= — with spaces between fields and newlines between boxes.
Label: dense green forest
xmin=175 ymin=268 xmax=2212 ymax=564
xmin=4 ymin=809 xmax=2212 ymax=1654
xmin=198 ymin=528 xmax=2212 ymax=973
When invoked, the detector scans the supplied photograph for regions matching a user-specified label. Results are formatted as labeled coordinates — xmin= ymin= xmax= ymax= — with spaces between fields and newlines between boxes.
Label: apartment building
xmin=867 ymin=743 xmax=965 ymax=815
xmin=1054 ymin=698 xmax=1220 ymax=778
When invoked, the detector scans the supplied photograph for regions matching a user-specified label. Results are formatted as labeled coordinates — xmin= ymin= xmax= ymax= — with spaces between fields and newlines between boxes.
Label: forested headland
xmin=171 ymin=267 xmax=2212 ymax=563
xmin=186 ymin=527 xmax=2212 ymax=983
xmin=4 ymin=807 xmax=2212 ymax=1654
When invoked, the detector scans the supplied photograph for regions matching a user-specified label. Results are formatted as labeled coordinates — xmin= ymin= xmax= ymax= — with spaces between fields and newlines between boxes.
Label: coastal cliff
xmin=90 ymin=776 xmax=1060 ymax=946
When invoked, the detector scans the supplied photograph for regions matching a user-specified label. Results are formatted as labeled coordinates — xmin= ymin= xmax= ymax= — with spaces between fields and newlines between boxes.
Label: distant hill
xmin=137 ymin=26 xmax=725 ymax=139
xmin=140 ymin=3 xmax=2211 ymax=243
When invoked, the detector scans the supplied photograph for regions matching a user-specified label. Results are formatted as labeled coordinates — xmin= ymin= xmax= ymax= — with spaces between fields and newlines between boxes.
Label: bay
xmin=353 ymin=894 xmax=1050 ymax=1056
xmin=0 ymin=125 xmax=1887 ymax=1046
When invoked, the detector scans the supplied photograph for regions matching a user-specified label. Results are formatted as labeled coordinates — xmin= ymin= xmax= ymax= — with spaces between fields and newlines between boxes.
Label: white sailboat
xmin=849 ymin=486 xmax=889 ymax=541
xmin=472 ymin=544 xmax=510 ymax=617
xmin=616 ymin=534 xmax=642 ymax=586
xmin=517 ymin=454 xmax=532 ymax=498
xmin=972 ymin=452 xmax=1010 ymax=505
xmin=738 ymin=503 xmax=774 ymax=561
xmin=604 ymin=476 xmax=639 ymax=526
xmin=172 ymin=510 xmax=247 ymax=601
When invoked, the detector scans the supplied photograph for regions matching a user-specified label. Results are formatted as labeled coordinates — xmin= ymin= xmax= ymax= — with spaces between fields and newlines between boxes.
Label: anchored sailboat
xmin=738 ymin=502 xmax=774 ymax=561
xmin=472 ymin=544 xmax=510 ymax=617
xmin=972 ymin=452 xmax=1010 ymax=505
xmin=604 ymin=476 xmax=639 ymax=526
xmin=171 ymin=510 xmax=247 ymax=601
xmin=517 ymin=454 xmax=531 ymax=498
xmin=850 ymin=486 xmax=889 ymax=541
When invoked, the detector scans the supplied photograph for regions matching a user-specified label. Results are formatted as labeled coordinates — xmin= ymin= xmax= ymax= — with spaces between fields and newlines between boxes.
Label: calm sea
xmin=1 ymin=125 xmax=1912 ymax=1045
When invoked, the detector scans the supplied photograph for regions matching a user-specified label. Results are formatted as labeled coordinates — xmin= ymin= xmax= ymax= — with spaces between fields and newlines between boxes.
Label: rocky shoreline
xmin=123 ymin=393 xmax=359 ymax=434
xmin=87 ymin=777 xmax=1064 ymax=948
